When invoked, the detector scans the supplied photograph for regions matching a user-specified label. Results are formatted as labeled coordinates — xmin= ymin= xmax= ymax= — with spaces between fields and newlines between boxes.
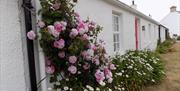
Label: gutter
xmin=104 ymin=0 xmax=160 ymax=25
xmin=22 ymin=0 xmax=37 ymax=91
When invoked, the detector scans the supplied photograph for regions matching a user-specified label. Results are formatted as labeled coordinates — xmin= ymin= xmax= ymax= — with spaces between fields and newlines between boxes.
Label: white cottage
xmin=0 ymin=0 xmax=167 ymax=91
xmin=161 ymin=6 xmax=180 ymax=37
xmin=75 ymin=0 xmax=161 ymax=53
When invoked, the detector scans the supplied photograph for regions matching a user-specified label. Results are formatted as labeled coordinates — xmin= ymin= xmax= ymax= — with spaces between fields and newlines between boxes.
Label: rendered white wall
xmin=160 ymin=27 xmax=166 ymax=42
xmin=139 ymin=19 xmax=159 ymax=51
xmin=0 ymin=0 xmax=30 ymax=91
xmin=75 ymin=0 xmax=159 ymax=54
xmin=161 ymin=12 xmax=180 ymax=37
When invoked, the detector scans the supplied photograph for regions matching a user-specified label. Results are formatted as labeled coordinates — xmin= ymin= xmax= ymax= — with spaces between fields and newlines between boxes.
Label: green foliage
xmin=177 ymin=36 xmax=180 ymax=40
xmin=156 ymin=39 xmax=174 ymax=54
xmin=112 ymin=50 xmax=165 ymax=91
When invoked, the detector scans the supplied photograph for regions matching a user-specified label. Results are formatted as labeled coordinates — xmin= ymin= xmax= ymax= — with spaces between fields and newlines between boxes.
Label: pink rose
xmin=78 ymin=28 xmax=86 ymax=35
xmin=95 ymin=69 xmax=105 ymax=82
xmin=84 ymin=23 xmax=89 ymax=33
xmin=58 ymin=51 xmax=65 ymax=58
xmin=68 ymin=65 xmax=77 ymax=74
xmin=88 ymin=44 xmax=97 ymax=51
xmin=47 ymin=25 xmax=59 ymax=37
xmin=109 ymin=63 xmax=116 ymax=70
xmin=77 ymin=21 xmax=85 ymax=29
xmin=69 ymin=56 xmax=77 ymax=64
xmin=104 ymin=68 xmax=112 ymax=79
xmin=37 ymin=20 xmax=45 ymax=28
xmin=81 ymin=50 xmax=93 ymax=60
xmin=81 ymin=51 xmax=88 ymax=58
xmin=88 ymin=21 xmax=96 ymax=30
xmin=27 ymin=30 xmax=36 ymax=40
xmin=46 ymin=65 xmax=55 ymax=74
xmin=60 ymin=21 xmax=67 ymax=28
xmin=93 ymin=58 xmax=100 ymax=65
xmin=83 ymin=63 xmax=90 ymax=70
xmin=54 ymin=22 xmax=63 ymax=32
xmin=53 ymin=39 xmax=65 ymax=49
xmin=47 ymin=25 xmax=54 ymax=34
xmin=81 ymin=34 xmax=89 ymax=40
xmin=69 ymin=28 xmax=78 ymax=38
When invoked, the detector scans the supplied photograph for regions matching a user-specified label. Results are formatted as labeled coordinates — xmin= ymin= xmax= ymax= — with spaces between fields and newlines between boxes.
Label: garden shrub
xmin=156 ymin=39 xmax=174 ymax=54
xmin=27 ymin=0 xmax=116 ymax=90
xmin=112 ymin=50 xmax=165 ymax=91
xmin=177 ymin=36 xmax=180 ymax=40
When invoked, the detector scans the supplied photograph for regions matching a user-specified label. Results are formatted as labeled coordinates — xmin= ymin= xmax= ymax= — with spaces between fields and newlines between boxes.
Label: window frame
xmin=112 ymin=14 xmax=121 ymax=52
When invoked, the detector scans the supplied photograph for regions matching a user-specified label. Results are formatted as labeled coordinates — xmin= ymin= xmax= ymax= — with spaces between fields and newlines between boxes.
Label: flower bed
xmin=112 ymin=51 xmax=165 ymax=91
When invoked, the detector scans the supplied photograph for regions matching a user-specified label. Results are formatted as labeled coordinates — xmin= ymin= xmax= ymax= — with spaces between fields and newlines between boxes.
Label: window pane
xmin=113 ymin=34 xmax=120 ymax=51
xmin=113 ymin=14 xmax=121 ymax=52
xmin=113 ymin=15 xmax=119 ymax=31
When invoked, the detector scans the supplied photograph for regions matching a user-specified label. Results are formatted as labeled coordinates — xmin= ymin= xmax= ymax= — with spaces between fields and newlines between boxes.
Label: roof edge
xmin=103 ymin=0 xmax=160 ymax=25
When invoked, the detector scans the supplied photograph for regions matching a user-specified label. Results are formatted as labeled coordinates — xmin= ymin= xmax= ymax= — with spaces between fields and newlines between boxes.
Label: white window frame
xmin=112 ymin=14 xmax=121 ymax=52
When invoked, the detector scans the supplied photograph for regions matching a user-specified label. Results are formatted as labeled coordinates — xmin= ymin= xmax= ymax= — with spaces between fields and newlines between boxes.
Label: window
xmin=112 ymin=14 xmax=121 ymax=52
xmin=142 ymin=26 xmax=145 ymax=31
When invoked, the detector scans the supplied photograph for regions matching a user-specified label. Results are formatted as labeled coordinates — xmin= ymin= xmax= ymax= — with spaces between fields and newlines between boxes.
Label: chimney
xmin=170 ymin=6 xmax=177 ymax=12
xmin=131 ymin=0 xmax=137 ymax=9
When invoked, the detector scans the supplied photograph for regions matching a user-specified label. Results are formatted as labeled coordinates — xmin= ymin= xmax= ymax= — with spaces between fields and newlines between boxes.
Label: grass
xmin=156 ymin=39 xmax=175 ymax=54
xmin=142 ymin=42 xmax=180 ymax=91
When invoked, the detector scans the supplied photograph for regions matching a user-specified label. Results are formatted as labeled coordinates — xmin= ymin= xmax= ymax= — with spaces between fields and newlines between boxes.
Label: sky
xmin=119 ymin=0 xmax=180 ymax=21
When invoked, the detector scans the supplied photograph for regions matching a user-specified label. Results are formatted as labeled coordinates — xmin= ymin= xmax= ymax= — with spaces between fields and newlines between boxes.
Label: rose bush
xmin=27 ymin=0 xmax=115 ymax=90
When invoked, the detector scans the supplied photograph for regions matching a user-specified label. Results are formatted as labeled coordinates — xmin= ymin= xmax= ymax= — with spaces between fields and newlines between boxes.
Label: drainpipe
xmin=22 ymin=0 xmax=37 ymax=91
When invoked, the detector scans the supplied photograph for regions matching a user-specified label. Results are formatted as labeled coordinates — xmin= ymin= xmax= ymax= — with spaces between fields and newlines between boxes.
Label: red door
xmin=135 ymin=17 xmax=138 ymax=50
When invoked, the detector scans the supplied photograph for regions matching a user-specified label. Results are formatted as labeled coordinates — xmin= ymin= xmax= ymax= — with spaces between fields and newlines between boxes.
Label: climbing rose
xmin=88 ymin=21 xmax=96 ymax=30
xmin=68 ymin=65 xmax=77 ymax=74
xmin=81 ymin=34 xmax=89 ymax=40
xmin=109 ymin=63 xmax=116 ymax=70
xmin=46 ymin=65 xmax=55 ymax=74
xmin=69 ymin=56 xmax=77 ymax=64
xmin=60 ymin=21 xmax=67 ymax=28
xmin=47 ymin=25 xmax=59 ymax=37
xmin=58 ymin=51 xmax=65 ymax=58
xmin=69 ymin=28 xmax=78 ymax=38
xmin=104 ymin=68 xmax=112 ymax=79
xmin=78 ymin=28 xmax=86 ymax=35
xmin=27 ymin=30 xmax=36 ymax=40
xmin=95 ymin=69 xmax=105 ymax=82
xmin=54 ymin=39 xmax=65 ymax=49
xmin=37 ymin=20 xmax=45 ymax=28
xmin=93 ymin=58 xmax=100 ymax=66
xmin=54 ymin=22 xmax=63 ymax=32
xmin=87 ymin=49 xmax=94 ymax=57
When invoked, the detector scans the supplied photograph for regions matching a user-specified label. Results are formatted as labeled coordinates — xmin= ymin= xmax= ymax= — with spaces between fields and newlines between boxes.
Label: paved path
xmin=143 ymin=42 xmax=180 ymax=91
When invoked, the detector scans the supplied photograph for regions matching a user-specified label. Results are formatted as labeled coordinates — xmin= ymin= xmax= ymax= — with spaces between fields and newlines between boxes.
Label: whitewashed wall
xmin=139 ymin=19 xmax=159 ymax=51
xmin=75 ymin=0 xmax=136 ymax=55
xmin=0 ymin=0 xmax=31 ymax=91
xmin=160 ymin=27 xmax=166 ymax=42
xmin=161 ymin=12 xmax=180 ymax=37
xmin=75 ymin=0 xmax=159 ymax=54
